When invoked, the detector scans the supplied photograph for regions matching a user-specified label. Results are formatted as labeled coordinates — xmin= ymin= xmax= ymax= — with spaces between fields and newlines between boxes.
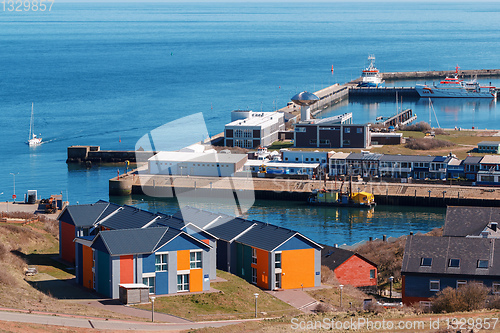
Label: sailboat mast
xmin=29 ymin=103 xmax=33 ymax=139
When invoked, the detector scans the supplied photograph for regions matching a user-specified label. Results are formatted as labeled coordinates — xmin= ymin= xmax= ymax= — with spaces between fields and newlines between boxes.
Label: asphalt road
xmin=0 ymin=309 xmax=248 ymax=331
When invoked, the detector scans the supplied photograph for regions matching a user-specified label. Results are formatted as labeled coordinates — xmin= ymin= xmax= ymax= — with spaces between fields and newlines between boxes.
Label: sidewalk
xmin=266 ymin=285 xmax=329 ymax=313
xmin=83 ymin=299 xmax=191 ymax=324
xmin=0 ymin=307 xmax=265 ymax=331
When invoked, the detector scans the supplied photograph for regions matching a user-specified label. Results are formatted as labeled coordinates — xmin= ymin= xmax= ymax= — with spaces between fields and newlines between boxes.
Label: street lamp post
xmin=150 ymin=296 xmax=156 ymax=322
xmin=10 ymin=173 xmax=18 ymax=203
xmin=339 ymin=284 xmax=344 ymax=308
xmin=254 ymin=293 xmax=259 ymax=318
xmin=389 ymin=276 xmax=394 ymax=300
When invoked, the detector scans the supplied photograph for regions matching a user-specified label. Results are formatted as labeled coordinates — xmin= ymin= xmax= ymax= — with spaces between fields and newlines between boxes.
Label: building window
xmin=345 ymin=127 xmax=350 ymax=133
xmin=275 ymin=252 xmax=281 ymax=269
xmin=177 ymin=274 xmax=189 ymax=292
xmin=430 ymin=280 xmax=440 ymax=291
xmin=142 ymin=276 xmax=155 ymax=294
xmin=370 ymin=269 xmax=375 ymax=279
xmin=493 ymin=283 xmax=500 ymax=294
xmin=448 ymin=258 xmax=460 ymax=268
xmin=155 ymin=254 xmax=168 ymax=272
xmin=343 ymin=140 xmax=350 ymax=146
xmin=420 ymin=257 xmax=432 ymax=267
xmin=457 ymin=280 xmax=467 ymax=288
xmin=251 ymin=267 xmax=257 ymax=284
xmin=190 ymin=251 xmax=202 ymax=269
xmin=478 ymin=260 xmax=489 ymax=268
xmin=357 ymin=128 xmax=363 ymax=133
xmin=252 ymin=248 xmax=257 ymax=265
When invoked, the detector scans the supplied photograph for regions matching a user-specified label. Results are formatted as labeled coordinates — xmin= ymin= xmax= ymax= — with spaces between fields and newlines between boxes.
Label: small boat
xmin=358 ymin=55 xmax=385 ymax=88
xmin=308 ymin=189 xmax=376 ymax=207
xmin=308 ymin=173 xmax=376 ymax=208
xmin=415 ymin=66 xmax=497 ymax=98
xmin=27 ymin=103 xmax=42 ymax=146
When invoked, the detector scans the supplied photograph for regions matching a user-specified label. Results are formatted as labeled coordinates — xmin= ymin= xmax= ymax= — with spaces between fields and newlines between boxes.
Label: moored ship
xmin=358 ymin=55 xmax=385 ymax=88
xmin=415 ymin=66 xmax=497 ymax=98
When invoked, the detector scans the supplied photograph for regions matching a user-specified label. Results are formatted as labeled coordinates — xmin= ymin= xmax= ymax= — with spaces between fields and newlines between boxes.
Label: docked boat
xmin=308 ymin=189 xmax=376 ymax=208
xmin=308 ymin=174 xmax=376 ymax=208
xmin=358 ymin=55 xmax=385 ymax=88
xmin=27 ymin=102 xmax=42 ymax=146
xmin=415 ymin=66 xmax=497 ymax=98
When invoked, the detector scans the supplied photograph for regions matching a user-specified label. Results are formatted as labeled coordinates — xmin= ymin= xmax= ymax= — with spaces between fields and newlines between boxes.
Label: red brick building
xmin=322 ymin=246 xmax=377 ymax=288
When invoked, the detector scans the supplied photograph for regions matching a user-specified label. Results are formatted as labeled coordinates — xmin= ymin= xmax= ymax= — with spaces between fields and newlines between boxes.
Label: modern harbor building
xmin=224 ymin=110 xmax=285 ymax=148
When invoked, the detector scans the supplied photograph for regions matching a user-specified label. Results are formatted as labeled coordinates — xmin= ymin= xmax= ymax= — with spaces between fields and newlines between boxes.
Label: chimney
xmin=492 ymin=222 xmax=498 ymax=232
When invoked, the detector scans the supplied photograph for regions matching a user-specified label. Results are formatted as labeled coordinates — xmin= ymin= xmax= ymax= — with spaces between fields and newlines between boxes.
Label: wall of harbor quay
xmin=381 ymin=69 xmax=500 ymax=80
xmin=119 ymin=183 xmax=500 ymax=207
xmin=110 ymin=173 xmax=500 ymax=208
xmin=67 ymin=145 xmax=155 ymax=164
xmin=375 ymin=194 xmax=500 ymax=208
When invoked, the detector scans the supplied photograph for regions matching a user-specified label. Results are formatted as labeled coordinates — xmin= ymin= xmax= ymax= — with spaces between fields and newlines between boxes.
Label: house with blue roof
xmin=75 ymin=227 xmax=211 ymax=299
xmin=232 ymin=222 xmax=322 ymax=290
xmin=174 ymin=206 xmax=323 ymax=290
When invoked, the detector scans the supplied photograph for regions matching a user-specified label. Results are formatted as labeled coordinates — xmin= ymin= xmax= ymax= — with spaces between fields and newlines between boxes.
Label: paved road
xmin=0 ymin=309 xmax=251 ymax=331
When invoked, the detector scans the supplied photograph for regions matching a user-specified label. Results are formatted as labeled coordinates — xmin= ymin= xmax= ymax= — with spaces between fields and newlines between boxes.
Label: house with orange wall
xmin=231 ymin=223 xmax=322 ymax=290
xmin=321 ymin=246 xmax=377 ymax=289
xmin=75 ymin=227 xmax=211 ymax=299
xmin=171 ymin=207 xmax=323 ymax=290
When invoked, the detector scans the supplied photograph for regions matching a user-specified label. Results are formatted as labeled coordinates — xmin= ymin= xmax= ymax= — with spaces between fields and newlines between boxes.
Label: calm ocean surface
xmin=3 ymin=2 xmax=500 ymax=245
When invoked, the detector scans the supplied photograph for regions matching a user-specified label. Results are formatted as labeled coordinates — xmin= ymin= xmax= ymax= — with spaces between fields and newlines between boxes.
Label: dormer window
xmin=477 ymin=260 xmax=489 ymax=268
xmin=448 ymin=259 xmax=460 ymax=268
xmin=420 ymin=257 xmax=432 ymax=266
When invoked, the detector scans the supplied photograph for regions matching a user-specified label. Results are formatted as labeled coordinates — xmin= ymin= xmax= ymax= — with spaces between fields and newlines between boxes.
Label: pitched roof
xmin=480 ymin=155 xmax=500 ymax=164
xmin=60 ymin=201 xmax=119 ymax=227
xmin=172 ymin=206 xmax=229 ymax=229
xmin=479 ymin=141 xmax=500 ymax=146
xmin=234 ymin=223 xmax=297 ymax=251
xmin=402 ymin=235 xmax=500 ymax=276
xmin=463 ymin=156 xmax=483 ymax=164
xmin=321 ymin=245 xmax=377 ymax=270
xmin=346 ymin=153 xmax=383 ymax=161
xmin=379 ymin=154 xmax=434 ymax=162
xmin=443 ymin=206 xmax=500 ymax=237
xmin=205 ymin=216 xmax=255 ymax=241
xmin=92 ymin=227 xmax=209 ymax=256
xmin=99 ymin=205 xmax=159 ymax=230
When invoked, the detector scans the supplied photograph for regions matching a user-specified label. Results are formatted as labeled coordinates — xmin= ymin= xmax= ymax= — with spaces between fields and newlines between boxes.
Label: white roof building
xmin=224 ymin=111 xmax=285 ymax=148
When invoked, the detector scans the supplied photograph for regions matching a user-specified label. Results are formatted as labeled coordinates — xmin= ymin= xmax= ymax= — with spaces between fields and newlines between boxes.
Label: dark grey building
xmin=294 ymin=121 xmax=370 ymax=149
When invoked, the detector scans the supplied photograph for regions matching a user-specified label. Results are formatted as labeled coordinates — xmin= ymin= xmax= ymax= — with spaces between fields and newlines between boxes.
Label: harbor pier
xmin=109 ymin=172 xmax=500 ymax=208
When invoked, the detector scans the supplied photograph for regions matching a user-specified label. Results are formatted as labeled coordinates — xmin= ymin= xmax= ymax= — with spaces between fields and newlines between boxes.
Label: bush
xmin=356 ymin=238 xmax=406 ymax=283
xmin=401 ymin=121 xmax=431 ymax=132
xmin=433 ymin=128 xmax=449 ymax=135
xmin=321 ymin=265 xmax=338 ymax=285
xmin=431 ymin=283 xmax=489 ymax=313
xmin=405 ymin=138 xmax=455 ymax=150
xmin=314 ymin=302 xmax=332 ymax=313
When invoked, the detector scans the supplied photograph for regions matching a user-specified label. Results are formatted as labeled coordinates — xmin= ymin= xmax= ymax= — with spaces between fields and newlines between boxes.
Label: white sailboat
xmin=27 ymin=103 xmax=42 ymax=146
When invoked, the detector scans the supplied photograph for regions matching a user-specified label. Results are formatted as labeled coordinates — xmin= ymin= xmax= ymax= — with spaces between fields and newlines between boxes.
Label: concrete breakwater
xmin=381 ymin=69 xmax=500 ymax=80
xmin=110 ymin=172 xmax=500 ymax=207
xmin=67 ymin=145 xmax=155 ymax=164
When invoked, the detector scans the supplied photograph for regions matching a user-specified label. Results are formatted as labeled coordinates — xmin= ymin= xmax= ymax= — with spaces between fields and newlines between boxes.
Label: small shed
xmin=119 ymin=284 xmax=150 ymax=305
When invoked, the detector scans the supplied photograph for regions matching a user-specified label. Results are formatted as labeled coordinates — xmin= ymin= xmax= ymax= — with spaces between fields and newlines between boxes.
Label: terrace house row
xmin=58 ymin=201 xmax=322 ymax=299
xmin=328 ymin=152 xmax=468 ymax=181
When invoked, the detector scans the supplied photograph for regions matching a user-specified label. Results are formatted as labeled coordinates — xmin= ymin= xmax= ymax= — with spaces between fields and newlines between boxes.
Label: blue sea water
xmin=2 ymin=2 xmax=500 ymax=245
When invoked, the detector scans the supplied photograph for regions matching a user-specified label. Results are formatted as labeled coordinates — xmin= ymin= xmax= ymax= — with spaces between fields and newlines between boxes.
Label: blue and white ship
xmin=416 ymin=66 xmax=497 ymax=98
xmin=358 ymin=55 xmax=385 ymax=87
